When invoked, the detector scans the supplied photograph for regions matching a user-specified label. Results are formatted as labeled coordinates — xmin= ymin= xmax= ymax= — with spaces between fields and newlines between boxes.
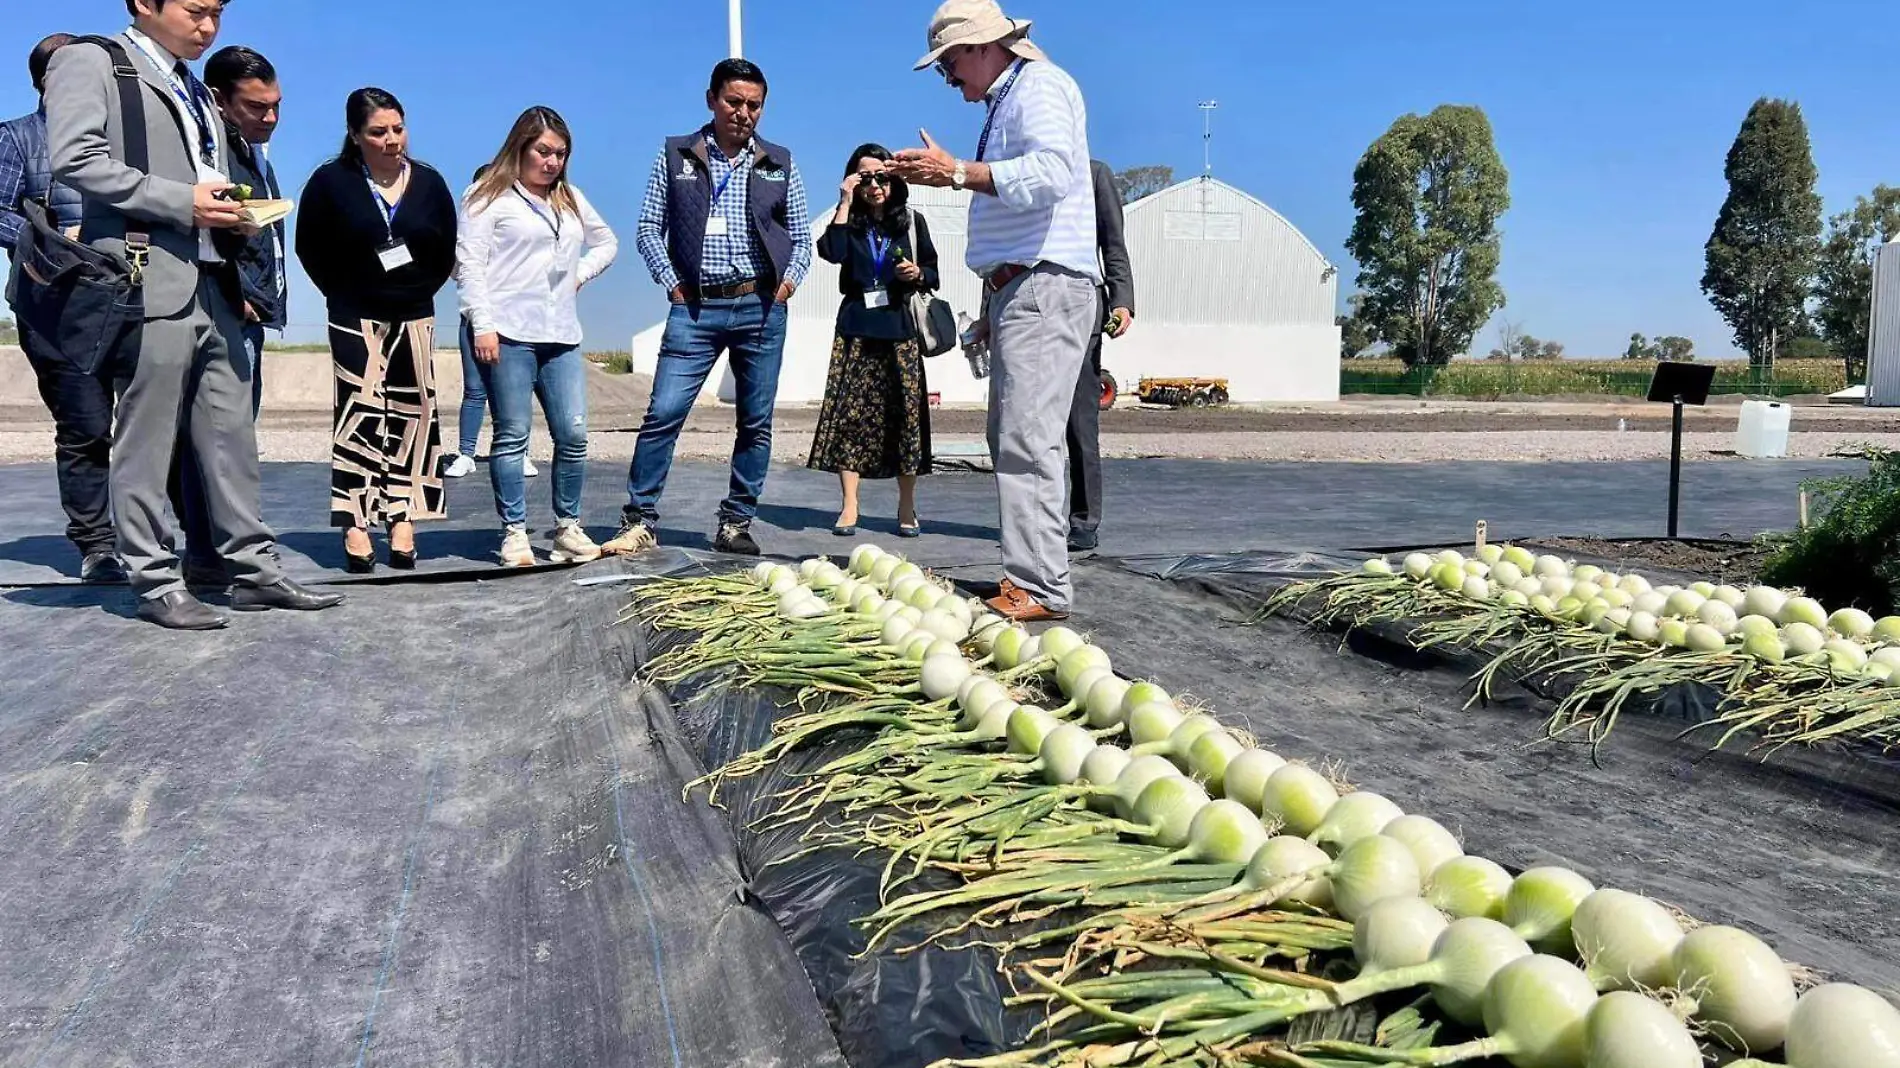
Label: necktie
xmin=172 ymin=61 xmax=217 ymax=167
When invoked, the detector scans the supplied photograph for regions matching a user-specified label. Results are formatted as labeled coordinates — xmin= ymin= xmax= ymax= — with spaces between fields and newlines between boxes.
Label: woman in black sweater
xmin=295 ymin=88 xmax=457 ymax=571
xmin=807 ymin=143 xmax=941 ymax=537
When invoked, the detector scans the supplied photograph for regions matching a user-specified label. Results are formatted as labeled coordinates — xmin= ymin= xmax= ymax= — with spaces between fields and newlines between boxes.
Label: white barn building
xmin=630 ymin=175 xmax=1341 ymax=405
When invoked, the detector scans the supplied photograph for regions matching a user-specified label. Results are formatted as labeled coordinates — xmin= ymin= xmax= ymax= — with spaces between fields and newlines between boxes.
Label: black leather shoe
xmin=387 ymin=547 xmax=417 ymax=570
xmin=1068 ymin=528 xmax=1099 ymax=552
xmin=230 ymin=579 xmax=345 ymax=613
xmin=136 ymin=590 xmax=228 ymax=630
xmin=79 ymin=552 xmax=129 ymax=585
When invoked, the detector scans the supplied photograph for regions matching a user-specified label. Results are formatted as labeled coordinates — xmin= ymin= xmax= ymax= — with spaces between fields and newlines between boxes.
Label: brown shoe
xmin=985 ymin=578 xmax=1070 ymax=622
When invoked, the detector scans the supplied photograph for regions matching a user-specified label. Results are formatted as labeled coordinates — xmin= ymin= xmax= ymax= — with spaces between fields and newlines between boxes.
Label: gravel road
xmin=2 ymin=395 xmax=1890 ymax=465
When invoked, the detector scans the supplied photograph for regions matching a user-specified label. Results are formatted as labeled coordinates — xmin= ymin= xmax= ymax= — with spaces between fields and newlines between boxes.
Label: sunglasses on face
xmin=934 ymin=46 xmax=968 ymax=81
xmin=858 ymin=172 xmax=892 ymax=187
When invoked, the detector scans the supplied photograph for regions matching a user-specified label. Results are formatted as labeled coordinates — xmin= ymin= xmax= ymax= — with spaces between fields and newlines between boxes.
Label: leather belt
xmin=691 ymin=278 xmax=762 ymax=299
xmin=984 ymin=263 xmax=1035 ymax=293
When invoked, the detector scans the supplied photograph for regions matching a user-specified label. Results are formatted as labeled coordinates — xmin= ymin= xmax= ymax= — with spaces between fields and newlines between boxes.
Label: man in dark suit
xmin=1065 ymin=158 xmax=1134 ymax=552
xmin=45 ymin=0 xmax=340 ymax=628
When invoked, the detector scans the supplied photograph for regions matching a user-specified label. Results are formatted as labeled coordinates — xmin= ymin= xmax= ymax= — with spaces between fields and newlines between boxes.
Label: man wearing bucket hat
xmin=893 ymin=0 xmax=1099 ymax=623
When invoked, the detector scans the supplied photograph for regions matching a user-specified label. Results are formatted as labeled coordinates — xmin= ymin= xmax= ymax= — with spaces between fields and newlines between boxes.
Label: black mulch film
xmin=627 ymin=550 xmax=1900 ymax=1068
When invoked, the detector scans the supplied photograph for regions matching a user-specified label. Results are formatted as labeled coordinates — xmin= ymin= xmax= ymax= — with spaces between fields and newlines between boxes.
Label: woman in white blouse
xmin=456 ymin=106 xmax=617 ymax=567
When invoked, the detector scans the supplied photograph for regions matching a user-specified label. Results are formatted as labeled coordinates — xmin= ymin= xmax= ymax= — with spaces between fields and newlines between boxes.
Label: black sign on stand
xmin=1646 ymin=361 xmax=1717 ymax=539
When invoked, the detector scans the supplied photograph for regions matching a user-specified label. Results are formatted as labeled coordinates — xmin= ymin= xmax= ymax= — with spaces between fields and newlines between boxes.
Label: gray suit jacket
xmin=1089 ymin=160 xmax=1134 ymax=319
xmin=44 ymin=32 xmax=230 ymax=320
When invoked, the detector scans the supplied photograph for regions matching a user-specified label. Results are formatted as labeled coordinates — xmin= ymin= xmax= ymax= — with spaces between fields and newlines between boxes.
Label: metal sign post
xmin=1645 ymin=361 xmax=1716 ymax=538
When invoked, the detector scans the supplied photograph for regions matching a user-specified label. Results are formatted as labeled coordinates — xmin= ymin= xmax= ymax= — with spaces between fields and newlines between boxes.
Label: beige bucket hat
xmin=913 ymin=0 xmax=1049 ymax=71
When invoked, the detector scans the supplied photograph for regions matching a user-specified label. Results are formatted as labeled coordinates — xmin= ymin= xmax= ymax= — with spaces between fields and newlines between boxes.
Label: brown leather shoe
xmin=985 ymin=578 xmax=1070 ymax=622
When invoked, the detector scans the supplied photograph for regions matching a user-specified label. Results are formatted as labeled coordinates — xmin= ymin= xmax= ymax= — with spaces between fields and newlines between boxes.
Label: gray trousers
xmin=114 ymin=271 xmax=282 ymax=598
xmin=986 ymin=265 xmax=1097 ymax=612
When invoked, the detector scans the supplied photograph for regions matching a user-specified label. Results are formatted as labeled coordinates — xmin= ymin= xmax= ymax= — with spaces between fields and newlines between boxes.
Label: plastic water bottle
xmin=958 ymin=312 xmax=990 ymax=380
xmin=1617 ymin=418 xmax=1627 ymax=432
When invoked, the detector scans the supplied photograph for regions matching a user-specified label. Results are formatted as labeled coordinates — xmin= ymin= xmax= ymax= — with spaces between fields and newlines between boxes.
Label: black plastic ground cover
xmin=633 ymin=618 xmax=1045 ymax=1068
xmin=0 ymin=556 xmax=845 ymax=1068
xmin=1075 ymin=555 xmax=1900 ymax=989
xmin=1110 ymin=549 xmax=1900 ymax=806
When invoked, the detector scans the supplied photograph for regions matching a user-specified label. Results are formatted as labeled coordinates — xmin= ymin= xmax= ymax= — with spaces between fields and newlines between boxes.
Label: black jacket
xmin=294 ymin=156 xmax=457 ymax=324
xmin=816 ymin=209 xmax=940 ymax=341
xmin=225 ymin=126 xmax=286 ymax=329
xmin=1090 ymin=159 xmax=1135 ymax=325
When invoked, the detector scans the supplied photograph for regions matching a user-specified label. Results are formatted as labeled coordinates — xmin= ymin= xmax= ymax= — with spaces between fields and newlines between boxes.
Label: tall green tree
xmin=1337 ymin=292 xmax=1377 ymax=357
xmin=1701 ymin=98 xmax=1823 ymax=374
xmin=1111 ymin=166 xmax=1174 ymax=205
xmin=1814 ymin=185 xmax=1900 ymax=383
xmin=1346 ymin=105 xmax=1510 ymax=368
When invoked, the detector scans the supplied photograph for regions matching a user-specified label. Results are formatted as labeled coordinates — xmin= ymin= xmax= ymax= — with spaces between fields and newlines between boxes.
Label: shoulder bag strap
xmin=80 ymin=36 xmax=154 ymax=264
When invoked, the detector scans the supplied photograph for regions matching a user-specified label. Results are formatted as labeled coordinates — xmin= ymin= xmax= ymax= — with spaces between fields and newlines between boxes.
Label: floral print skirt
xmin=807 ymin=333 xmax=933 ymax=479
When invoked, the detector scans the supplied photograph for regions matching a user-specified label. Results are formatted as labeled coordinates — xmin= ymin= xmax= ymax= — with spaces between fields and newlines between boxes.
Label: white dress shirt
xmin=965 ymin=58 xmax=1100 ymax=282
xmin=456 ymin=182 xmax=617 ymax=346
xmin=124 ymin=27 xmax=225 ymax=263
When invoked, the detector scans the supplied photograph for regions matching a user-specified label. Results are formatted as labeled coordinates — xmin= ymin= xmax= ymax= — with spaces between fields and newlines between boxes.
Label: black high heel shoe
xmin=345 ymin=547 xmax=376 ymax=574
xmin=387 ymin=524 xmax=417 ymax=570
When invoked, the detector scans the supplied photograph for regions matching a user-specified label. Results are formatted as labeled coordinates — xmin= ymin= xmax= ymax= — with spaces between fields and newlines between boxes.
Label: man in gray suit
xmin=1065 ymin=159 xmax=1134 ymax=553
xmin=46 ymin=0 xmax=341 ymax=629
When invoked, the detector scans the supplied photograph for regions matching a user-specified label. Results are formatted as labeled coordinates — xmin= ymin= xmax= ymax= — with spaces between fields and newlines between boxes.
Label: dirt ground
xmin=1519 ymin=535 xmax=1777 ymax=585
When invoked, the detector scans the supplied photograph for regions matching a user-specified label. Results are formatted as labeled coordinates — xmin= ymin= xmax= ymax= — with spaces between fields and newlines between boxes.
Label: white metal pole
xmin=729 ymin=0 xmax=744 ymax=57
xmin=1198 ymin=101 xmax=1219 ymax=176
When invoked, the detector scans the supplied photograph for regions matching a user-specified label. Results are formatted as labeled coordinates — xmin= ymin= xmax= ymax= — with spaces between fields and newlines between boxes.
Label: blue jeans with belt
xmin=476 ymin=339 xmax=587 ymax=527
xmin=624 ymin=295 xmax=788 ymax=526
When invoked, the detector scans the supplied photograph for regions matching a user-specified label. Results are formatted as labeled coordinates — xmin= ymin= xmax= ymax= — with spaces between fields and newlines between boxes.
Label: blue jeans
xmin=456 ymin=315 xmax=487 ymax=456
xmin=476 ymin=339 xmax=587 ymax=527
xmin=626 ymin=295 xmax=788 ymax=525
xmin=244 ymin=323 xmax=264 ymax=416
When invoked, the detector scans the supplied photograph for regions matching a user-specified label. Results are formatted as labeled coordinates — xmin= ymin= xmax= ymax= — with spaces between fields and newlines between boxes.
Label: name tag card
xmin=706 ymin=216 xmax=730 ymax=237
xmin=863 ymin=289 xmax=890 ymax=309
xmin=377 ymin=241 xmax=414 ymax=271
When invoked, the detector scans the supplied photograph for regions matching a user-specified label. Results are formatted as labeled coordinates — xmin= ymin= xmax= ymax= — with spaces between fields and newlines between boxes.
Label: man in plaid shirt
xmin=602 ymin=58 xmax=811 ymax=558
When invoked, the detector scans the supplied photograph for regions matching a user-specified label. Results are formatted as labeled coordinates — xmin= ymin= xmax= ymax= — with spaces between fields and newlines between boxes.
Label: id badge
xmin=706 ymin=216 xmax=730 ymax=237
xmin=377 ymin=241 xmax=414 ymax=271
xmin=863 ymin=288 xmax=890 ymax=310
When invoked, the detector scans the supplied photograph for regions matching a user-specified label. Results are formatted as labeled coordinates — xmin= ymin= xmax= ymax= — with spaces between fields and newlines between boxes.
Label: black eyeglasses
xmin=858 ymin=172 xmax=891 ymax=187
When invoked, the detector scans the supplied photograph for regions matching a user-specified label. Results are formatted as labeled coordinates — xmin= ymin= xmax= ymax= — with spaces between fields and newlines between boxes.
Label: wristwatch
xmin=951 ymin=160 xmax=968 ymax=191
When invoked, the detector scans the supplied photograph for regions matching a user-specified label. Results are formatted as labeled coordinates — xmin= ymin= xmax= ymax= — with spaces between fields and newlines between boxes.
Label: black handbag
xmin=903 ymin=212 xmax=957 ymax=357
xmin=4 ymin=36 xmax=151 ymax=376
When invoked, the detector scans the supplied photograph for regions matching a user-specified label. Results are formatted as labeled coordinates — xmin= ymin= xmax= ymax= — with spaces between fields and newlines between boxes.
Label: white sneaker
xmin=444 ymin=454 xmax=476 ymax=478
xmin=499 ymin=525 xmax=535 ymax=568
xmin=549 ymin=520 xmax=602 ymax=564
xmin=523 ymin=457 xmax=539 ymax=478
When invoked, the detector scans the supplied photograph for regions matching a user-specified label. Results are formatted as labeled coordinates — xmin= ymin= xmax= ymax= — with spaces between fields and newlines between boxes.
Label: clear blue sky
xmin=3 ymin=1 xmax=1894 ymax=358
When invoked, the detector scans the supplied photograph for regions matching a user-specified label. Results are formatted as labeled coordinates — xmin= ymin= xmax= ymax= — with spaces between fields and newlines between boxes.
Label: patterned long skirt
xmin=807 ymin=334 xmax=933 ymax=479
xmin=329 ymin=317 xmax=446 ymax=528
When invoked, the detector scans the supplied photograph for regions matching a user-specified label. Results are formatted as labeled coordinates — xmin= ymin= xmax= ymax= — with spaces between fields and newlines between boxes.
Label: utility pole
xmin=1198 ymin=100 xmax=1219 ymax=176
xmin=729 ymin=0 xmax=744 ymax=57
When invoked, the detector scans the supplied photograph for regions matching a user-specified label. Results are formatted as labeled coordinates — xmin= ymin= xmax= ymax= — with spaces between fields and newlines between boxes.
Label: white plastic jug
xmin=1735 ymin=399 xmax=1791 ymax=458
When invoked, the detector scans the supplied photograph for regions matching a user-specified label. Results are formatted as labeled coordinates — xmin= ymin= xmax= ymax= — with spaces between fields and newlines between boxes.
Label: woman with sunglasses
xmin=807 ymin=143 xmax=941 ymax=537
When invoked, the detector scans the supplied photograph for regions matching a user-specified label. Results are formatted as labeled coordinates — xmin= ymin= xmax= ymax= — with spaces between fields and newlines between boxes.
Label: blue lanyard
xmin=130 ymin=37 xmax=217 ymax=166
xmin=362 ymin=163 xmax=405 ymax=239
xmin=515 ymin=188 xmax=562 ymax=240
xmin=711 ymin=149 xmax=752 ymax=208
xmin=975 ymin=60 xmax=1026 ymax=163
xmin=867 ymin=231 xmax=892 ymax=282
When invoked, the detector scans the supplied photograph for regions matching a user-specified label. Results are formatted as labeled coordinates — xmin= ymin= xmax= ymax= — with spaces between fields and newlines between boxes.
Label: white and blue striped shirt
xmin=966 ymin=59 xmax=1099 ymax=283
